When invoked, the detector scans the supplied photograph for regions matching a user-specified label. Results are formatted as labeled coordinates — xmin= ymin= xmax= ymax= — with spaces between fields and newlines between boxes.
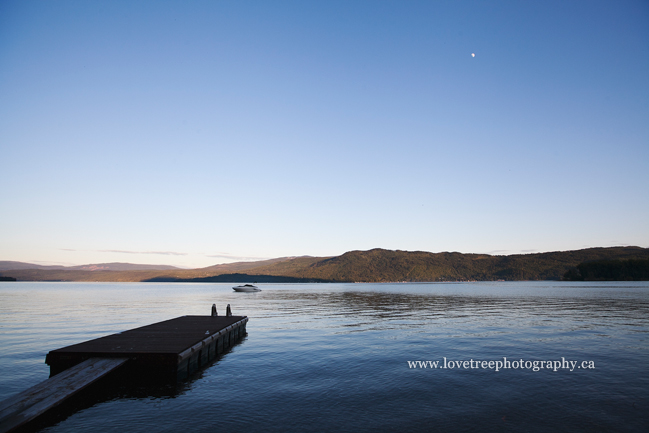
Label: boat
xmin=232 ymin=284 xmax=261 ymax=292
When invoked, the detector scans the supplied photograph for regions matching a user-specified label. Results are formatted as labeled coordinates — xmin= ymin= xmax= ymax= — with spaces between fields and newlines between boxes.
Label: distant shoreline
xmin=2 ymin=246 xmax=648 ymax=283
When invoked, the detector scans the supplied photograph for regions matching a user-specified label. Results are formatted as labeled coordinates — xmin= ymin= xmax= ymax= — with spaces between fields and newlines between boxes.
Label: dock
xmin=46 ymin=314 xmax=248 ymax=379
xmin=0 ymin=309 xmax=248 ymax=432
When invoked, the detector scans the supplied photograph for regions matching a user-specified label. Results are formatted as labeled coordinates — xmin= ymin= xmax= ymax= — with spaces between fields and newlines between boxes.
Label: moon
xmin=471 ymin=53 xmax=475 ymax=57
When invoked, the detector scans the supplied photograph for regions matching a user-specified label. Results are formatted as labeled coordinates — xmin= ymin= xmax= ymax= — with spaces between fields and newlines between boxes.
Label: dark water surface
xmin=0 ymin=281 xmax=647 ymax=432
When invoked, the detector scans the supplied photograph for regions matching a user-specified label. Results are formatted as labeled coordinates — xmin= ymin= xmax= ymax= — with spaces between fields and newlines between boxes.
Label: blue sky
xmin=1 ymin=0 xmax=648 ymax=268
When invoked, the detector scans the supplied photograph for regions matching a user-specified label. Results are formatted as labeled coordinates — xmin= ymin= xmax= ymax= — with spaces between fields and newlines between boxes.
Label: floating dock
xmin=46 ymin=315 xmax=248 ymax=379
xmin=0 ymin=311 xmax=248 ymax=432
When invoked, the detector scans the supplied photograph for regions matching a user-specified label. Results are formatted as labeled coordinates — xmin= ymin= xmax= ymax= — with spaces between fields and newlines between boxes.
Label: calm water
xmin=0 ymin=281 xmax=648 ymax=432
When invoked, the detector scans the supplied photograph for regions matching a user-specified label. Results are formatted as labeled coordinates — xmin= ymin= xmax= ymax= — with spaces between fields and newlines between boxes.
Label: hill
xmin=564 ymin=258 xmax=649 ymax=281
xmin=0 ymin=261 xmax=65 ymax=271
xmin=66 ymin=262 xmax=181 ymax=271
xmin=0 ymin=261 xmax=180 ymax=272
xmin=197 ymin=247 xmax=649 ymax=282
xmin=1 ymin=247 xmax=648 ymax=282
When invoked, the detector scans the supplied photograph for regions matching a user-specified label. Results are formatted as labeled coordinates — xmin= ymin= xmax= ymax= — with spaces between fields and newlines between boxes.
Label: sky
xmin=1 ymin=0 xmax=648 ymax=268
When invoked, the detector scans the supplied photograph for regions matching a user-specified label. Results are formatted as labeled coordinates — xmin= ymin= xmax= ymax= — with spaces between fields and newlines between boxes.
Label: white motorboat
xmin=232 ymin=284 xmax=261 ymax=292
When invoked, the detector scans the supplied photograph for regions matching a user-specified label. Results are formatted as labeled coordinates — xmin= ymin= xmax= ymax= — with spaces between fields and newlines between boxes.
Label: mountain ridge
xmin=1 ymin=246 xmax=648 ymax=282
xmin=0 ymin=261 xmax=180 ymax=272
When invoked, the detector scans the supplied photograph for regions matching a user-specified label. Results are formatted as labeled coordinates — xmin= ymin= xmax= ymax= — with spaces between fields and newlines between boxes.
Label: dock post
xmin=226 ymin=304 xmax=232 ymax=316
xmin=211 ymin=304 xmax=217 ymax=316
xmin=217 ymin=335 xmax=223 ymax=354
xmin=200 ymin=343 xmax=209 ymax=365
xmin=177 ymin=358 xmax=189 ymax=381
xmin=206 ymin=338 xmax=216 ymax=361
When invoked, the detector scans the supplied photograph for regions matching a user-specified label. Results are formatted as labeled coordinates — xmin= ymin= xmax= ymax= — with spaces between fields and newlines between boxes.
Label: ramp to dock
xmin=0 ymin=357 xmax=127 ymax=433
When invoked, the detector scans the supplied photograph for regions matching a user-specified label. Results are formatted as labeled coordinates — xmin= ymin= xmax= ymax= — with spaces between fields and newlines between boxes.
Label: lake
xmin=0 ymin=281 xmax=647 ymax=432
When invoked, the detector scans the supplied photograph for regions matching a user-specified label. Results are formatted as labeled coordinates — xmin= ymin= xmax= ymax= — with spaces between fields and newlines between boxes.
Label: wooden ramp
xmin=0 ymin=357 xmax=127 ymax=433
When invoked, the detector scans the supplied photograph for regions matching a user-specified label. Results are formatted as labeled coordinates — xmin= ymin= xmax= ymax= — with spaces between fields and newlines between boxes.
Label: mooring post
xmin=211 ymin=304 xmax=217 ymax=316
xmin=226 ymin=304 xmax=232 ymax=316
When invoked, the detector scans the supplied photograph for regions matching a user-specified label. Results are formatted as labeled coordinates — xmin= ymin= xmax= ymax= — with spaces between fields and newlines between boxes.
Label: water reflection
xmin=250 ymin=287 xmax=649 ymax=329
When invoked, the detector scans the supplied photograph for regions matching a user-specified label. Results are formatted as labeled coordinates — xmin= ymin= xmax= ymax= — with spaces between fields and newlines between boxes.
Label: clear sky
xmin=1 ymin=0 xmax=648 ymax=268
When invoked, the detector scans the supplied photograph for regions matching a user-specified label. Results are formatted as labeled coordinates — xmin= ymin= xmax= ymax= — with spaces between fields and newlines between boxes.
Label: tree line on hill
xmin=563 ymin=258 xmax=649 ymax=281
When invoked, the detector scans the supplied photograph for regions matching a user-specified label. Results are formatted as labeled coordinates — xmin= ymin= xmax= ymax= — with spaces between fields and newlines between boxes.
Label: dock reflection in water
xmin=0 ymin=281 xmax=647 ymax=432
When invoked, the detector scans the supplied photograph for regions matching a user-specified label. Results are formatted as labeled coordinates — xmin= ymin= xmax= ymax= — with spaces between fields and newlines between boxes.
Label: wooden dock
xmin=46 ymin=315 xmax=249 ymax=379
xmin=0 ymin=311 xmax=248 ymax=432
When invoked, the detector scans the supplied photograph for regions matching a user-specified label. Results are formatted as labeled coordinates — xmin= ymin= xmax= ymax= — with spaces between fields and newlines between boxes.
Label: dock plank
xmin=0 ymin=357 xmax=127 ymax=433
